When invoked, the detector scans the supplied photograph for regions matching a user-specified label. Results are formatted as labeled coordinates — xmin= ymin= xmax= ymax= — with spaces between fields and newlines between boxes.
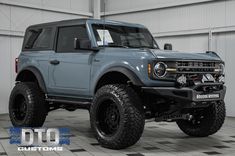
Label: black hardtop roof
xmin=27 ymin=18 xmax=145 ymax=30
xmin=28 ymin=18 xmax=88 ymax=29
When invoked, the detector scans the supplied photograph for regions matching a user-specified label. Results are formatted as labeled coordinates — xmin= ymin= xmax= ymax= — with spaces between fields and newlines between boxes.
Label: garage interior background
xmin=0 ymin=0 xmax=234 ymax=116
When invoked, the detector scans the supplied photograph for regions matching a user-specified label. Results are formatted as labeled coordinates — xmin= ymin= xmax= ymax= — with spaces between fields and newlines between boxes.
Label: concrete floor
xmin=0 ymin=109 xmax=235 ymax=156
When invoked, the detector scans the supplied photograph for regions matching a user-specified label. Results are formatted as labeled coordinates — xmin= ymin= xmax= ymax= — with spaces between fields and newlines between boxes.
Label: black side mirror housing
xmin=164 ymin=43 xmax=172 ymax=50
xmin=74 ymin=38 xmax=99 ymax=51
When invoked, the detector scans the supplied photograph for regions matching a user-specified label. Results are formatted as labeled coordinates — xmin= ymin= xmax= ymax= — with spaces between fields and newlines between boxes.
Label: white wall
xmin=1 ymin=0 xmax=234 ymax=117
xmin=103 ymin=0 xmax=235 ymax=117
xmin=0 ymin=0 xmax=93 ymax=114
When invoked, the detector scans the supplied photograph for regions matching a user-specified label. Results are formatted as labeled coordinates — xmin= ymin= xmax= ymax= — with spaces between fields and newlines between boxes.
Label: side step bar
xmin=46 ymin=96 xmax=92 ymax=109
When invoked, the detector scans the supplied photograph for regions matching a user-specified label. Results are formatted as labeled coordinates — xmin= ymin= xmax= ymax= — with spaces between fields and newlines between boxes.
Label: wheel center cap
xmin=111 ymin=114 xmax=115 ymax=120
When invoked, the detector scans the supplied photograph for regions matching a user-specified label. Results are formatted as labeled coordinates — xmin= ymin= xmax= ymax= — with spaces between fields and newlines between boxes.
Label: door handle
xmin=50 ymin=60 xmax=60 ymax=65
xmin=94 ymin=59 xmax=100 ymax=62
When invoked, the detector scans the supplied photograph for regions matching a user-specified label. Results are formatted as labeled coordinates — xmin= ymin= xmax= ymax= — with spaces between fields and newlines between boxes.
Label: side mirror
xmin=74 ymin=38 xmax=92 ymax=50
xmin=164 ymin=43 xmax=172 ymax=50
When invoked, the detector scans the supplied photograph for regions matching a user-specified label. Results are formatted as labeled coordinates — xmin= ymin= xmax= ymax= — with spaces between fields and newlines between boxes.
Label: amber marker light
xmin=148 ymin=63 xmax=152 ymax=76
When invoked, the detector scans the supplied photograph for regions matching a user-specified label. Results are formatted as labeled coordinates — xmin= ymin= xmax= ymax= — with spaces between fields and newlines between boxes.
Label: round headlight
xmin=154 ymin=62 xmax=167 ymax=77
xmin=218 ymin=63 xmax=225 ymax=75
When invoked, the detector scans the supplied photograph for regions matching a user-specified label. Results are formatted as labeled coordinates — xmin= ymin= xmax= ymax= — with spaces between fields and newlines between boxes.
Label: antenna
xmin=102 ymin=0 xmax=106 ymax=46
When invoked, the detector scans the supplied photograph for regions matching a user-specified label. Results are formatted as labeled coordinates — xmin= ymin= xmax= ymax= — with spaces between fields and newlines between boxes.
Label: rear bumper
xmin=142 ymin=83 xmax=226 ymax=106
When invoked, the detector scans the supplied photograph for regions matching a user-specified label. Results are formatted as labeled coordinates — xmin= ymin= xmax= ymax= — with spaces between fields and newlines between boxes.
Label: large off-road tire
xmin=90 ymin=84 xmax=145 ymax=149
xmin=176 ymin=101 xmax=225 ymax=137
xmin=9 ymin=82 xmax=47 ymax=127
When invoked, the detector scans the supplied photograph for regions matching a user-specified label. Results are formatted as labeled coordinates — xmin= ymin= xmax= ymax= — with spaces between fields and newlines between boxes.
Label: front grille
xmin=176 ymin=61 xmax=217 ymax=74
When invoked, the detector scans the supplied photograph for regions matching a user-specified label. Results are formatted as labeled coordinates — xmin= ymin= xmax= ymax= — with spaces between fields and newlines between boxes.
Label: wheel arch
xmin=94 ymin=67 xmax=143 ymax=93
xmin=15 ymin=66 xmax=47 ymax=93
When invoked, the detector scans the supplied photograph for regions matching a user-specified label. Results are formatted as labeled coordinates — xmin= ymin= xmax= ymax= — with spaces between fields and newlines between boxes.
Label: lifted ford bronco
xmin=9 ymin=19 xmax=226 ymax=149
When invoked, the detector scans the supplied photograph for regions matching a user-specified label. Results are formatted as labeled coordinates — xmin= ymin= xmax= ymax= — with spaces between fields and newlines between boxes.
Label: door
xmin=48 ymin=25 xmax=93 ymax=97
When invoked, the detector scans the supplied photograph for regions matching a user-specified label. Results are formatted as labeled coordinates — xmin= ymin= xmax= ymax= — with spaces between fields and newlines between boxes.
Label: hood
xmin=150 ymin=49 xmax=222 ymax=61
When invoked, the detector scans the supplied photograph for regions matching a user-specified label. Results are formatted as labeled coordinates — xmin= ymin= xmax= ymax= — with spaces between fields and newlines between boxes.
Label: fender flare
xmin=94 ymin=66 xmax=144 ymax=91
xmin=16 ymin=66 xmax=47 ymax=93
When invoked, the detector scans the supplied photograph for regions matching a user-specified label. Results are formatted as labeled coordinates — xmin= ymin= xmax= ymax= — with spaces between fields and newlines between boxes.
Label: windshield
xmin=92 ymin=24 xmax=159 ymax=49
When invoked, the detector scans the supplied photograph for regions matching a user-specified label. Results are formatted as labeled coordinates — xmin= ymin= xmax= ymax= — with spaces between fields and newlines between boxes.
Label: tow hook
xmin=186 ymin=114 xmax=193 ymax=121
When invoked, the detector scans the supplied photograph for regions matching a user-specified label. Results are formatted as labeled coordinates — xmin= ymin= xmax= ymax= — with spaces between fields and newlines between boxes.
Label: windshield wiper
xmin=141 ymin=46 xmax=158 ymax=49
xmin=128 ymin=45 xmax=157 ymax=49
xmin=102 ymin=45 xmax=129 ymax=48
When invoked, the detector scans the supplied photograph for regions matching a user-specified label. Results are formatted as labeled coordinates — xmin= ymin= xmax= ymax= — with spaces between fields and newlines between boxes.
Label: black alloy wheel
xmin=12 ymin=94 xmax=27 ymax=122
xmin=96 ymin=99 xmax=120 ymax=136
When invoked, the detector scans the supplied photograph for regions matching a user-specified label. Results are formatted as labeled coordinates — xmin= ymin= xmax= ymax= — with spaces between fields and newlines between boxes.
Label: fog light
xmin=218 ymin=75 xmax=225 ymax=83
xmin=202 ymin=74 xmax=215 ymax=83
xmin=177 ymin=75 xmax=187 ymax=85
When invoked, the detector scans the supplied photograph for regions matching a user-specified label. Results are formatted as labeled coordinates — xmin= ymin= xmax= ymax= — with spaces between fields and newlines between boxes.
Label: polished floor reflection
xmin=0 ymin=109 xmax=235 ymax=156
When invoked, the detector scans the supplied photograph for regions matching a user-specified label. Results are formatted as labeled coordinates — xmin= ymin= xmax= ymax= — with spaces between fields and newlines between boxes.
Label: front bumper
xmin=142 ymin=83 xmax=226 ymax=107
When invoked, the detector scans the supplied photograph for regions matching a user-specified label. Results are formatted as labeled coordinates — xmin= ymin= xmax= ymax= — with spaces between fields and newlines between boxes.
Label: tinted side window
xmin=56 ymin=25 xmax=88 ymax=52
xmin=23 ymin=27 xmax=53 ymax=50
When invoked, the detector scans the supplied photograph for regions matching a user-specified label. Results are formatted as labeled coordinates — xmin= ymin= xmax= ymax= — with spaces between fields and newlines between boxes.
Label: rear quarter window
xmin=22 ymin=27 xmax=54 ymax=51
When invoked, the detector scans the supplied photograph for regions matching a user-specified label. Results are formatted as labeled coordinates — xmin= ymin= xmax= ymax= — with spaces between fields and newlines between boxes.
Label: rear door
xmin=48 ymin=25 xmax=93 ymax=97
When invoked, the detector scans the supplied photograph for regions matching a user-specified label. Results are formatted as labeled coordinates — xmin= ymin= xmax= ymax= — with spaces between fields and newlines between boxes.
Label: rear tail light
xmin=15 ymin=58 xmax=18 ymax=73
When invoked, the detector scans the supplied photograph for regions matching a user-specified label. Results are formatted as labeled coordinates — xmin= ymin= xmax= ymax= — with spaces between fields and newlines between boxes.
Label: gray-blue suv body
xmin=9 ymin=18 xmax=226 ymax=149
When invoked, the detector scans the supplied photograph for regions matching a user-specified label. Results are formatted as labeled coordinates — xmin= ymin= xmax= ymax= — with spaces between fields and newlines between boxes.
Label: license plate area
xmin=196 ymin=93 xmax=220 ymax=100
